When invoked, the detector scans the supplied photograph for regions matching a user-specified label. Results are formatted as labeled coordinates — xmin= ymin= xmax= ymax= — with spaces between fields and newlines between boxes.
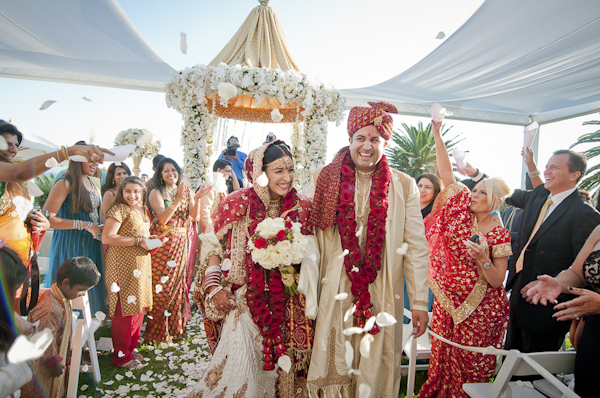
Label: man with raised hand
xmin=307 ymin=103 xmax=429 ymax=398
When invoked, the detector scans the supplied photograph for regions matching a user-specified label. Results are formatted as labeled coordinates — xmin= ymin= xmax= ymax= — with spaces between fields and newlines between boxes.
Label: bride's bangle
xmin=206 ymin=286 xmax=223 ymax=301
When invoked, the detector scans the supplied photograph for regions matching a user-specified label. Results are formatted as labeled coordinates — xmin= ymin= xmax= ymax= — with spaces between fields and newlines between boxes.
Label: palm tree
xmin=385 ymin=121 xmax=464 ymax=178
xmin=570 ymin=118 xmax=600 ymax=191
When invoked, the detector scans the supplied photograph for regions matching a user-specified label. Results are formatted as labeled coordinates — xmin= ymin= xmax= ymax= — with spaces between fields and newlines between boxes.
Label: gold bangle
xmin=61 ymin=146 xmax=68 ymax=160
xmin=168 ymin=202 xmax=178 ymax=211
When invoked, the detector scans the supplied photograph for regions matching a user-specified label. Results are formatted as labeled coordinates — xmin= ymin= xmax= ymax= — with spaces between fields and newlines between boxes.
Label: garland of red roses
xmin=337 ymin=151 xmax=391 ymax=334
xmin=246 ymin=188 xmax=299 ymax=371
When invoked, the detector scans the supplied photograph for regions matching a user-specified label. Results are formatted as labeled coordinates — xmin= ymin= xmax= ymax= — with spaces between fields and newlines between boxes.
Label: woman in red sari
xmin=417 ymin=121 xmax=512 ymax=398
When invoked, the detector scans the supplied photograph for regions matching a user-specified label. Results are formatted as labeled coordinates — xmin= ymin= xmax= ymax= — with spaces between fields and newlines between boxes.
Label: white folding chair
xmin=402 ymin=308 xmax=433 ymax=398
xmin=463 ymin=350 xmax=578 ymax=398
xmin=66 ymin=292 xmax=101 ymax=398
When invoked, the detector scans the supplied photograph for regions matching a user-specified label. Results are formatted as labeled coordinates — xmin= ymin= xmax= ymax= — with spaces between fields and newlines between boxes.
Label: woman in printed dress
xmin=417 ymin=121 xmax=512 ymax=398
xmin=101 ymin=162 xmax=131 ymax=220
xmin=144 ymin=158 xmax=205 ymax=343
xmin=188 ymin=140 xmax=319 ymax=398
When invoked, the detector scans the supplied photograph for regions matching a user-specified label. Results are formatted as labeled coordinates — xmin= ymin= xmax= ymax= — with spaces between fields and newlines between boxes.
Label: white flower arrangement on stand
xmin=165 ymin=63 xmax=345 ymax=189
xmin=114 ymin=128 xmax=161 ymax=175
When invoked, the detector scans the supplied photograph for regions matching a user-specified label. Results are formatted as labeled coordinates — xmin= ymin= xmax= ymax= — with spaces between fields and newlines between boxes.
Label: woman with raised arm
xmin=187 ymin=140 xmax=318 ymax=398
xmin=522 ymin=224 xmax=600 ymax=397
xmin=417 ymin=121 xmax=512 ymax=398
xmin=44 ymin=151 xmax=106 ymax=314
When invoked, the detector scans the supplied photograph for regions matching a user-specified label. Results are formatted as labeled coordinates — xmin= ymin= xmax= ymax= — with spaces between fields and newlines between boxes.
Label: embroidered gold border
xmin=431 ymin=182 xmax=468 ymax=215
xmin=306 ymin=328 xmax=353 ymax=393
xmin=492 ymin=242 xmax=512 ymax=258
xmin=429 ymin=274 xmax=488 ymax=325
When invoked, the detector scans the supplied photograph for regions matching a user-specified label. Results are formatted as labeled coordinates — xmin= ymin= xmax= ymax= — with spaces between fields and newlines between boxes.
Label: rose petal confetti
xmin=39 ymin=100 xmax=56 ymax=110
xmin=396 ymin=242 xmax=409 ymax=255
xmin=277 ymin=355 xmax=292 ymax=373
xmin=436 ymin=31 xmax=446 ymax=39
xmin=164 ymin=310 xmax=171 ymax=317
xmin=160 ymin=342 xmax=169 ymax=349
xmin=351 ymin=266 xmax=359 ymax=273
xmin=147 ymin=315 xmax=153 ymax=319
xmin=155 ymin=284 xmax=163 ymax=294
xmin=344 ymin=304 xmax=357 ymax=323
xmin=125 ymin=370 xmax=133 ymax=378
xmin=95 ymin=311 xmax=106 ymax=321
xmin=0 ymin=136 xmax=7 ymax=151
xmin=82 ymin=96 xmax=92 ymax=102
xmin=376 ymin=312 xmax=397 ymax=327
xmin=160 ymin=276 xmax=169 ymax=284
xmin=180 ymin=32 xmax=188 ymax=54
xmin=338 ymin=249 xmax=350 ymax=259
xmin=104 ymin=380 xmax=114 ymax=385
xmin=360 ymin=333 xmax=374 ymax=358
xmin=271 ymin=108 xmax=283 ymax=123
xmin=335 ymin=292 xmax=348 ymax=301
xmin=217 ymin=82 xmax=237 ymax=101
xmin=117 ymin=350 xmax=125 ymax=358
xmin=167 ymin=261 xmax=178 ymax=268
xmin=127 ymin=295 xmax=137 ymax=304
xmin=345 ymin=340 xmax=353 ymax=368
xmin=11 ymin=196 xmax=33 ymax=222
xmin=355 ymin=226 xmax=363 ymax=237
xmin=81 ymin=364 xmax=89 ymax=372
xmin=359 ymin=383 xmax=372 ymax=398
xmin=80 ymin=384 xmax=88 ymax=391
xmin=115 ymin=374 xmax=124 ymax=381
xmin=221 ymin=258 xmax=232 ymax=271
xmin=348 ymin=368 xmax=362 ymax=376
xmin=363 ymin=316 xmax=376 ymax=332
xmin=7 ymin=328 xmax=53 ymax=363
xmin=110 ymin=282 xmax=120 ymax=293
xmin=256 ymin=172 xmax=269 ymax=187
xmin=343 ymin=327 xmax=364 ymax=336
xmin=133 ymin=269 xmax=141 ymax=278
xmin=44 ymin=157 xmax=60 ymax=168
xmin=321 ymin=277 xmax=329 ymax=285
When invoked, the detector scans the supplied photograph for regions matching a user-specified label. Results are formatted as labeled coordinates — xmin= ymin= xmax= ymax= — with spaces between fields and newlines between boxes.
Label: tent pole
xmin=521 ymin=124 xmax=540 ymax=189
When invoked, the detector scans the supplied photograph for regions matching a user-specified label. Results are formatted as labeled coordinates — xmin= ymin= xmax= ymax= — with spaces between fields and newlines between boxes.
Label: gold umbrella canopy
xmin=206 ymin=1 xmax=303 ymax=123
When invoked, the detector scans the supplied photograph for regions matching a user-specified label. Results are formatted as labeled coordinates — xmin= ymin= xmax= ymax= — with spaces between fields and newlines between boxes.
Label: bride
xmin=188 ymin=140 xmax=319 ymax=398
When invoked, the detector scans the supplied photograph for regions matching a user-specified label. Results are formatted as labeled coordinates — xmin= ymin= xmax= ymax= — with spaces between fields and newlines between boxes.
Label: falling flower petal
xmin=82 ymin=97 xmax=92 ymax=102
xmin=355 ymin=226 xmax=363 ymax=237
xmin=277 ymin=355 xmax=292 ymax=373
xmin=360 ymin=334 xmax=374 ymax=358
xmin=147 ymin=315 xmax=153 ymax=319
xmin=221 ymin=258 xmax=232 ymax=271
xmin=167 ymin=261 xmax=178 ymax=268
xmin=321 ymin=339 xmax=327 ymax=351
xmin=321 ymin=277 xmax=329 ymax=285
xmin=133 ymin=269 xmax=141 ymax=278
xmin=396 ymin=243 xmax=409 ymax=256
xmin=180 ymin=32 xmax=188 ymax=54
xmin=343 ymin=327 xmax=364 ymax=336
xmin=271 ymin=108 xmax=283 ymax=123
xmin=309 ymin=254 xmax=317 ymax=262
xmin=39 ymin=100 xmax=56 ymax=110
xmin=7 ymin=328 xmax=53 ymax=363
xmin=11 ymin=196 xmax=34 ymax=222
xmin=85 ymin=127 xmax=97 ymax=145
xmin=335 ymin=292 xmax=348 ymax=301
xmin=395 ymin=294 xmax=401 ymax=300
xmin=344 ymin=340 xmax=354 ymax=368
xmin=95 ymin=311 xmax=106 ymax=321
xmin=81 ymin=364 xmax=89 ymax=372
xmin=118 ymin=350 xmax=125 ymax=358
xmin=436 ymin=31 xmax=446 ymax=39
xmin=110 ymin=282 xmax=120 ymax=293
xmin=344 ymin=305 xmax=357 ymax=323
xmin=363 ymin=316 xmax=376 ymax=332
xmin=127 ymin=295 xmax=137 ymax=304
xmin=358 ymin=383 xmax=372 ymax=398
xmin=45 ymin=157 xmax=60 ymax=168
xmin=348 ymin=368 xmax=362 ymax=376
xmin=135 ymin=129 xmax=155 ymax=147
xmin=218 ymin=82 xmax=237 ymax=101
xmin=25 ymin=180 xmax=44 ymax=197
xmin=164 ymin=310 xmax=171 ymax=317
xmin=376 ymin=312 xmax=397 ymax=327
xmin=256 ymin=172 xmax=269 ymax=187
xmin=155 ymin=284 xmax=163 ymax=294
xmin=338 ymin=249 xmax=350 ymax=259
xmin=351 ymin=266 xmax=359 ymax=273
xmin=0 ymin=136 xmax=7 ymax=150
xmin=160 ymin=276 xmax=169 ymax=284
xmin=114 ymin=161 xmax=122 ymax=166
xmin=145 ymin=239 xmax=162 ymax=250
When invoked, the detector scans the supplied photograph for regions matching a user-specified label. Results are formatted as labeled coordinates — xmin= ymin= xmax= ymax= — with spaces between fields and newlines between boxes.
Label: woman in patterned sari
xmin=188 ymin=140 xmax=319 ymax=398
xmin=417 ymin=121 xmax=512 ymax=398
xmin=144 ymin=158 xmax=205 ymax=343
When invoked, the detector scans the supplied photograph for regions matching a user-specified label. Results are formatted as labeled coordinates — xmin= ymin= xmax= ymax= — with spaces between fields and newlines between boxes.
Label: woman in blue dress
xmin=44 ymin=155 xmax=106 ymax=313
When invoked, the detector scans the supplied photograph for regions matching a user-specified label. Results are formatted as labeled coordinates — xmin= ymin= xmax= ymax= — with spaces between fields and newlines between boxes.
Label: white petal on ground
xmin=396 ymin=242 xmax=409 ymax=255
xmin=0 ymin=136 xmax=7 ymax=150
xmin=80 ymin=384 xmax=88 ymax=392
xmin=167 ymin=261 xmax=178 ymax=268
xmin=360 ymin=333 xmax=374 ymax=358
xmin=95 ymin=311 xmax=106 ymax=321
xmin=358 ymin=383 xmax=372 ymax=398
xmin=44 ymin=157 xmax=60 ymax=168
xmin=133 ymin=269 xmax=141 ymax=278
xmin=277 ymin=355 xmax=292 ymax=373
xmin=344 ymin=304 xmax=357 ymax=323
xmin=155 ymin=284 xmax=163 ymax=294
xmin=221 ymin=258 xmax=232 ymax=271
xmin=164 ymin=310 xmax=171 ymax=317
xmin=256 ymin=172 xmax=269 ymax=187
xmin=376 ymin=312 xmax=397 ymax=327
xmin=436 ymin=31 xmax=446 ymax=39
xmin=335 ymin=292 xmax=348 ymax=301
xmin=114 ymin=374 xmax=124 ymax=381
xmin=217 ymin=82 xmax=237 ymax=101
xmin=180 ymin=32 xmax=188 ymax=54
xmin=39 ymin=100 xmax=56 ymax=110
xmin=362 ymin=316 xmax=376 ymax=332
xmin=159 ymin=342 xmax=169 ymax=349
xmin=104 ymin=380 xmax=114 ymax=385
xmin=160 ymin=276 xmax=169 ymax=284
xmin=355 ymin=226 xmax=363 ymax=237
xmin=127 ymin=295 xmax=137 ymax=304
xmin=343 ymin=327 xmax=364 ymax=336
xmin=270 ymin=108 xmax=283 ymax=123
xmin=345 ymin=340 xmax=353 ymax=368
xmin=118 ymin=351 xmax=125 ymax=358
xmin=110 ymin=282 xmax=120 ymax=293
xmin=337 ymin=249 xmax=350 ymax=259
xmin=125 ymin=370 xmax=134 ymax=378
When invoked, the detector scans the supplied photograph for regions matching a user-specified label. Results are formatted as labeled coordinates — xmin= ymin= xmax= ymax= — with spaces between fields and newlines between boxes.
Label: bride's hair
xmin=262 ymin=140 xmax=292 ymax=170
xmin=483 ymin=177 xmax=511 ymax=212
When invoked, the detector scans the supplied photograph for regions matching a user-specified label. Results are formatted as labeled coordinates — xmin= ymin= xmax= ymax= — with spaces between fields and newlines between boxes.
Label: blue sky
xmin=1 ymin=0 xmax=597 ymax=187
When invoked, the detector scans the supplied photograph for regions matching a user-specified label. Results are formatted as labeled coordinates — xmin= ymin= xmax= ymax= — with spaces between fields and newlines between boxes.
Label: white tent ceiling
xmin=342 ymin=0 xmax=600 ymax=126
xmin=1 ymin=0 xmax=599 ymax=126
xmin=0 ymin=0 xmax=175 ymax=91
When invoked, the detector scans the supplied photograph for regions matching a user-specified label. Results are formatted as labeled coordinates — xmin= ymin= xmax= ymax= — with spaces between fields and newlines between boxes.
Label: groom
xmin=306 ymin=103 xmax=430 ymax=398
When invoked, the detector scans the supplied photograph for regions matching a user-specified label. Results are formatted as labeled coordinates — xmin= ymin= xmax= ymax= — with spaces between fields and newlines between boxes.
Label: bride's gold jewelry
xmin=266 ymin=156 xmax=294 ymax=171
xmin=267 ymin=198 xmax=281 ymax=218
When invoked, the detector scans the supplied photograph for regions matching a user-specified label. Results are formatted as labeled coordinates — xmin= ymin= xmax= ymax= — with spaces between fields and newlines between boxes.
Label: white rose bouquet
xmin=248 ymin=217 xmax=307 ymax=294
xmin=114 ymin=128 xmax=161 ymax=159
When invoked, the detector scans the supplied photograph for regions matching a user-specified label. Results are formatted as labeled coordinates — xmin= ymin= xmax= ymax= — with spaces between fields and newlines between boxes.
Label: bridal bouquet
xmin=248 ymin=217 xmax=306 ymax=294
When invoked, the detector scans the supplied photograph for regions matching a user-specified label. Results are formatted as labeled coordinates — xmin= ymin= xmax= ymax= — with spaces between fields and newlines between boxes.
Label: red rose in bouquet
xmin=268 ymin=326 xmax=282 ymax=338
xmin=276 ymin=230 xmax=286 ymax=242
xmin=255 ymin=237 xmax=268 ymax=249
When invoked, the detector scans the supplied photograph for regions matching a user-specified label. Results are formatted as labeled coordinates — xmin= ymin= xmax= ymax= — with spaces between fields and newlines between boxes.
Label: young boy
xmin=21 ymin=257 xmax=100 ymax=398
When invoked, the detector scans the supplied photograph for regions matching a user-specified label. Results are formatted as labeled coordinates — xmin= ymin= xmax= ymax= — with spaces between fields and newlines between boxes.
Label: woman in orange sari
xmin=417 ymin=121 xmax=512 ymax=398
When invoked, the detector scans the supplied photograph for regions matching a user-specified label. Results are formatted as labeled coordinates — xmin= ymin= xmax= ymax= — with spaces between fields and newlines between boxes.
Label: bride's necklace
xmin=267 ymin=198 xmax=281 ymax=218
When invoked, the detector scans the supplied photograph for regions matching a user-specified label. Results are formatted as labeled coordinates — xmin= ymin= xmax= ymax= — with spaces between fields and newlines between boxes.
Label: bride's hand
xmin=211 ymin=289 xmax=237 ymax=314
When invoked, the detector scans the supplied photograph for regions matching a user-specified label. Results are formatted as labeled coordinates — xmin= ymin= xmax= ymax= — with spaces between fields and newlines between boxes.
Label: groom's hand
xmin=411 ymin=310 xmax=429 ymax=338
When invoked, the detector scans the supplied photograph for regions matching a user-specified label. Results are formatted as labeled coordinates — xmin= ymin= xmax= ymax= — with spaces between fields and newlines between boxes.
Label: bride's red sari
xmin=417 ymin=183 xmax=511 ymax=398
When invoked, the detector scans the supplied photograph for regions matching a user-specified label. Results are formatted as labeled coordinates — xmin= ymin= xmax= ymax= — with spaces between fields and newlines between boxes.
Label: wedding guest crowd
xmin=4 ymin=106 xmax=600 ymax=398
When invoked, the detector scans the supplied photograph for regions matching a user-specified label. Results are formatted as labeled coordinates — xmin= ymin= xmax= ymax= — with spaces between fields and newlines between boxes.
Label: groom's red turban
xmin=347 ymin=102 xmax=398 ymax=140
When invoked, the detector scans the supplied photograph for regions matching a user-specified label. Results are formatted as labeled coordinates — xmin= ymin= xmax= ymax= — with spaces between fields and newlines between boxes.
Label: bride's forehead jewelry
xmin=267 ymin=156 xmax=294 ymax=171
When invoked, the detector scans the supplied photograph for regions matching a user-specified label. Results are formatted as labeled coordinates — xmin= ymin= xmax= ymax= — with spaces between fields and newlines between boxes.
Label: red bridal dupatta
xmin=418 ymin=183 xmax=511 ymax=398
